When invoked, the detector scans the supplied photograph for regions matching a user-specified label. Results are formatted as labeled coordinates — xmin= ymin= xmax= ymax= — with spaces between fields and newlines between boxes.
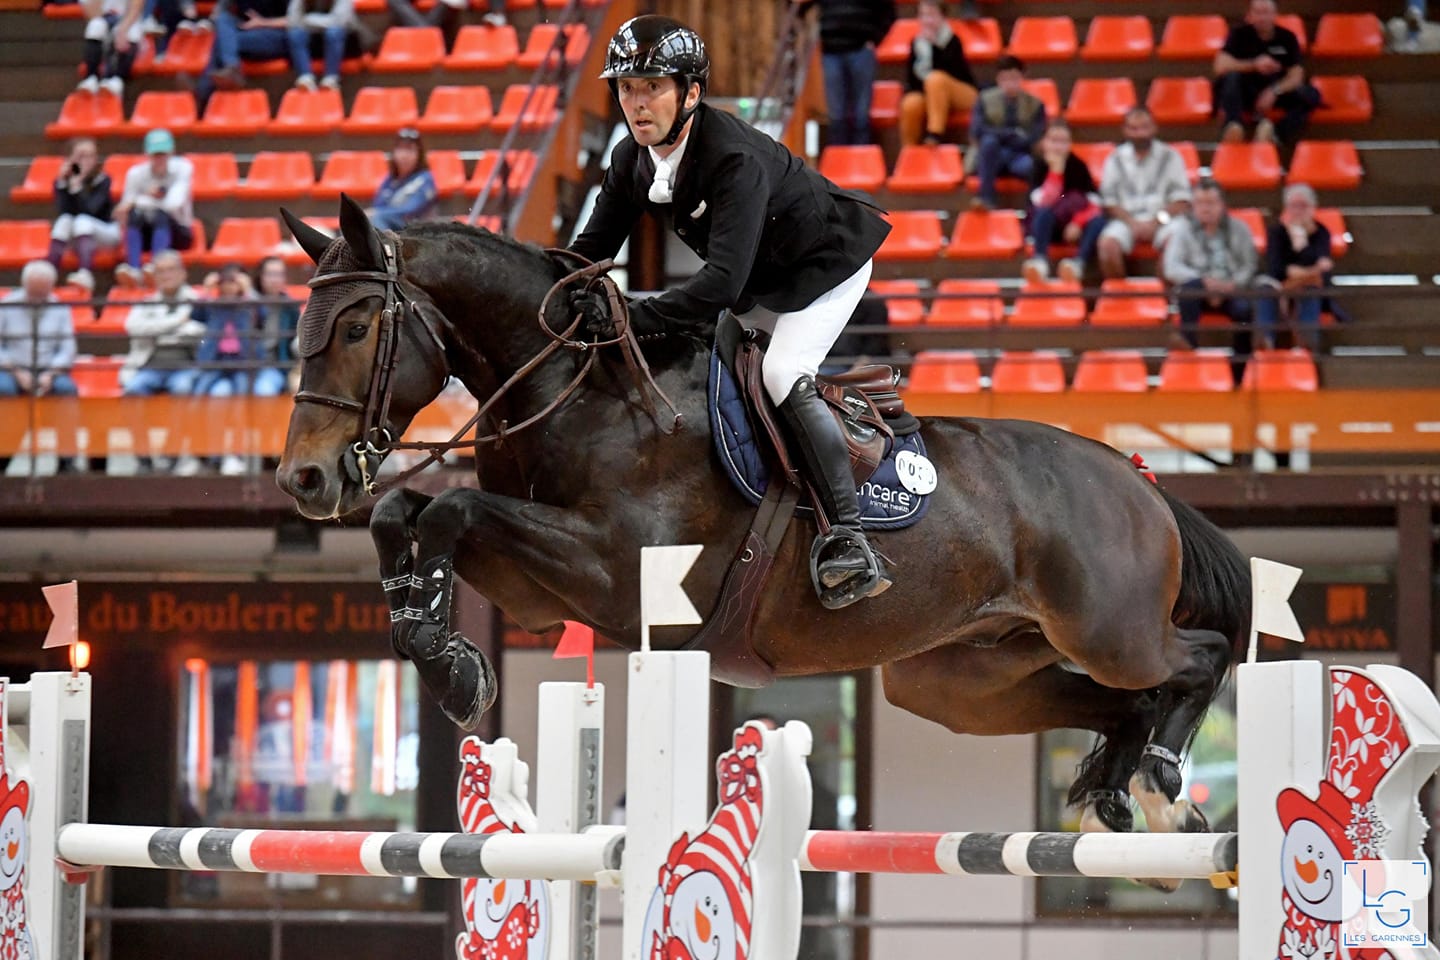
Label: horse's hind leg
xmin=369 ymin=487 xmax=433 ymax=659
xmin=1130 ymin=627 xmax=1233 ymax=835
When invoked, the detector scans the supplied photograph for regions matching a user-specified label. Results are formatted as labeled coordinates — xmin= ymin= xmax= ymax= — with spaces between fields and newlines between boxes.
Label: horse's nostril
xmin=282 ymin=464 xmax=327 ymax=497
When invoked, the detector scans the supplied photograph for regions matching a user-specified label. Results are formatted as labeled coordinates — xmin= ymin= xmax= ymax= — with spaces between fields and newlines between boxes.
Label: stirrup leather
xmin=809 ymin=527 xmax=891 ymax=610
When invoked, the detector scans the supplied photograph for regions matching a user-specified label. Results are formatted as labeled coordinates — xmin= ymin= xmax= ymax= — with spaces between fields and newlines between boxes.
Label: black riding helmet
xmin=600 ymin=15 xmax=710 ymax=146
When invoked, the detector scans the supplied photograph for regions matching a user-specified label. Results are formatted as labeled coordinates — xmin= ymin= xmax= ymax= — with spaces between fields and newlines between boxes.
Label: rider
xmin=568 ymin=15 xmax=895 ymax=609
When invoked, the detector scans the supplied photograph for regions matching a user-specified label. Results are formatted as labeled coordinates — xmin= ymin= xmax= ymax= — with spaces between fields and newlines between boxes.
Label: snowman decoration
xmin=0 ymin=682 xmax=33 ymax=960
xmin=455 ymin=736 xmax=549 ymax=960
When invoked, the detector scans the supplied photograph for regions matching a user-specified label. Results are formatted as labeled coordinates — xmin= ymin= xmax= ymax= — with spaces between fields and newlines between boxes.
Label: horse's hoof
xmin=1080 ymin=790 xmax=1133 ymax=834
xmin=390 ymin=618 xmax=415 ymax=661
xmin=1173 ymin=798 xmax=1211 ymax=833
xmin=1136 ymin=876 xmax=1184 ymax=894
xmin=411 ymin=631 xmax=496 ymax=731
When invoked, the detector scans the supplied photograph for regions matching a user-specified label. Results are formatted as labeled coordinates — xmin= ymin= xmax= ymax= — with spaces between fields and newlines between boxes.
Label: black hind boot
xmin=408 ymin=553 xmax=498 ymax=730
xmin=780 ymin=376 xmax=892 ymax=609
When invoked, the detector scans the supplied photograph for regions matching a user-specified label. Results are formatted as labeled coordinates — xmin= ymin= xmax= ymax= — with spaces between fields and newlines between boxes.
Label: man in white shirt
xmin=120 ymin=250 xmax=203 ymax=396
xmin=0 ymin=261 xmax=77 ymax=398
xmin=115 ymin=128 xmax=196 ymax=286
xmin=1097 ymin=107 xmax=1193 ymax=280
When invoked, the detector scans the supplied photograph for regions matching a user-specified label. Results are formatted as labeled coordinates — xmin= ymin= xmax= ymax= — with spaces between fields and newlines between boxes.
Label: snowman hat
xmin=1277 ymin=781 xmax=1357 ymax=858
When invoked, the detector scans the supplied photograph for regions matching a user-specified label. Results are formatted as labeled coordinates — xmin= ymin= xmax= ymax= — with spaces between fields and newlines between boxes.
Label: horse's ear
xmin=338 ymin=193 xmax=387 ymax=270
xmin=281 ymin=208 xmax=332 ymax=264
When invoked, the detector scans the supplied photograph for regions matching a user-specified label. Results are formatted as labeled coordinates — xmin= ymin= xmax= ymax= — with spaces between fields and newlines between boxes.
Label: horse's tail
xmin=1158 ymin=486 xmax=1252 ymax=656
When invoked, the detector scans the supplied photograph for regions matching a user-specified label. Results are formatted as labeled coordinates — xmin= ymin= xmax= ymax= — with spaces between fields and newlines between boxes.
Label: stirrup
xmin=809 ymin=527 xmax=891 ymax=610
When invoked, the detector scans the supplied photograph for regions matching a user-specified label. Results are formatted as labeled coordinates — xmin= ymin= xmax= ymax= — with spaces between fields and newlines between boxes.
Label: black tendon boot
xmin=779 ymin=376 xmax=892 ymax=609
xmin=408 ymin=553 xmax=497 ymax=730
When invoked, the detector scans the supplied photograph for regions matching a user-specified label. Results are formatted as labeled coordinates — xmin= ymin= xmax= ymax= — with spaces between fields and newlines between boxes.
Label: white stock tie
xmin=648 ymin=156 xmax=674 ymax=204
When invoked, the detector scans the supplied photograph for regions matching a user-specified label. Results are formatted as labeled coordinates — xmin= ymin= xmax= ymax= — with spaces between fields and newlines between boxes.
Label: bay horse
xmin=275 ymin=196 xmax=1250 ymax=856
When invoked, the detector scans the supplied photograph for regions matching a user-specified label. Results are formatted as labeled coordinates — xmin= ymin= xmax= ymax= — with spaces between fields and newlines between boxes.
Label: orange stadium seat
xmin=868 ymin=280 xmax=924 ymax=326
xmin=946 ymin=210 xmax=1024 ymax=260
xmin=516 ymin=23 xmax=590 ymax=69
xmin=1159 ymin=351 xmax=1235 ymax=391
xmin=1081 ymin=16 xmax=1154 ymax=61
xmin=1242 ymin=348 xmax=1319 ymax=391
xmin=1229 ymin=208 xmax=1268 ymax=254
xmin=314 ymin=151 xmax=389 ymax=199
xmin=819 ymin=145 xmax=886 ymax=193
xmin=71 ymin=355 xmax=125 ymax=399
xmin=1009 ymin=281 xmax=1086 ymax=327
xmin=1071 ymin=141 xmax=1113 ymax=183
xmin=418 ymin=86 xmax=495 ymax=134
xmin=1276 ymin=14 xmax=1308 ymax=51
xmin=427 ymin=150 xmax=466 ymax=196
xmin=887 ymin=144 xmax=964 ymax=193
xmin=241 ymin=56 xmax=290 ymax=78
xmin=186 ymin=152 xmax=240 ymax=201
xmin=135 ymin=30 xmax=212 ymax=75
xmin=1145 ymin=77 xmax=1213 ymax=126
xmin=371 ymin=26 xmax=446 ymax=72
xmin=1210 ymin=142 xmax=1282 ymax=190
xmin=876 ymin=211 xmax=944 ymax=261
xmin=101 ymin=154 xmax=142 ymax=197
xmin=1006 ymin=17 xmax=1078 ymax=61
xmin=1313 ymin=14 xmax=1384 ymax=58
xmin=238 ymin=151 xmax=315 ymax=200
xmin=991 ymin=351 xmax=1066 ymax=393
xmin=1022 ymin=78 xmax=1062 ymax=119
xmin=925 ymin=279 xmax=1004 ymax=327
xmin=1310 ymin=76 xmax=1373 ymax=124
xmin=1089 ymin=278 xmax=1169 ymax=326
xmin=876 ymin=18 xmax=919 ymax=64
xmin=463 ymin=150 xmax=538 ymax=196
xmin=490 ymin=84 xmax=559 ymax=132
xmin=908 ymin=351 xmax=982 ymax=393
xmin=93 ymin=287 xmax=147 ymax=335
xmin=0 ymin=221 xmax=54 ymax=268
xmin=44 ymin=3 xmax=84 ymax=17
xmin=1316 ymin=208 xmax=1350 ymax=257
xmin=1287 ymin=141 xmax=1362 ymax=190
xmin=195 ymin=90 xmax=271 ymax=136
xmin=1073 ymin=350 xmax=1150 ymax=392
xmin=124 ymin=91 xmax=197 ymax=135
xmin=269 ymin=87 xmax=344 ymax=135
xmin=199 ymin=217 xmax=285 ymax=267
xmin=1064 ymin=78 xmax=1137 ymax=126
xmin=444 ymin=24 xmax=519 ymax=70
xmin=45 ymin=90 xmax=125 ymax=138
xmin=956 ymin=18 xmax=1002 ymax=61
xmin=1172 ymin=140 xmax=1202 ymax=183
xmin=869 ymin=80 xmax=902 ymax=129
xmin=342 ymin=86 xmax=420 ymax=134
xmin=10 ymin=157 xmax=64 ymax=204
xmin=1157 ymin=15 xmax=1228 ymax=60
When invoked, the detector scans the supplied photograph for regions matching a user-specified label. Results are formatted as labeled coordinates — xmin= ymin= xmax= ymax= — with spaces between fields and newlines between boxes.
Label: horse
xmin=275 ymin=195 xmax=1251 ymax=859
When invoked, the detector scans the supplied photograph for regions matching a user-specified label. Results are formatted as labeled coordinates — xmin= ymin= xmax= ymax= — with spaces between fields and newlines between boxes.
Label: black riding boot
xmin=780 ymin=376 xmax=892 ymax=609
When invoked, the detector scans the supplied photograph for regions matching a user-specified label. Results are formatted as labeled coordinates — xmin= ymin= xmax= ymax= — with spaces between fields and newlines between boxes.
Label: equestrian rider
xmin=568 ymin=14 xmax=895 ymax=609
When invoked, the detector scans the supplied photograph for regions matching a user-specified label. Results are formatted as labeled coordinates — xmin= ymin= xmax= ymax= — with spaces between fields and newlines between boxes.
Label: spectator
xmin=367 ymin=128 xmax=438 ymax=230
xmin=0 ymin=261 xmax=78 ymax=399
xmin=114 ymin=128 xmax=195 ymax=286
xmin=120 ymin=250 xmax=203 ymax=397
xmin=289 ymin=0 xmax=357 ymax=91
xmin=899 ymin=0 xmax=977 ymax=146
xmin=1256 ymin=183 xmax=1332 ymax=352
xmin=46 ymin=138 xmax=120 ymax=291
xmin=78 ymin=0 xmax=142 ymax=97
xmin=1021 ymin=120 xmax=1105 ymax=285
xmin=1161 ymin=179 xmax=1258 ymax=355
xmin=193 ymin=0 xmax=297 ymax=105
xmin=796 ymin=0 xmax=897 ymax=146
xmin=145 ymin=0 xmax=209 ymax=65
xmin=194 ymin=263 xmax=258 ymax=397
xmin=1097 ymin=107 xmax=1192 ymax=279
xmin=251 ymin=256 xmax=300 ymax=397
xmin=1392 ymin=0 xmax=1435 ymax=50
xmin=967 ymin=54 xmax=1046 ymax=211
xmin=1213 ymin=0 xmax=1319 ymax=146
xmin=387 ymin=0 xmax=506 ymax=48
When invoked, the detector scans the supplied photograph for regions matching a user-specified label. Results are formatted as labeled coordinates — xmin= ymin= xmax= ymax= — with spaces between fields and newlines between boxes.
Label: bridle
xmin=295 ymin=237 xmax=680 ymax=498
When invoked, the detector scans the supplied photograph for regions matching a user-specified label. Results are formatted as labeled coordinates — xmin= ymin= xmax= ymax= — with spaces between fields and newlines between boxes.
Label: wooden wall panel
xmin=656 ymin=0 xmax=786 ymax=97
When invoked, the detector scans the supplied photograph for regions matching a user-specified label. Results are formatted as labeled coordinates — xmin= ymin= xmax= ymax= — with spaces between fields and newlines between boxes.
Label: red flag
xmin=42 ymin=581 xmax=78 ymax=650
xmin=552 ymin=621 xmax=596 ymax=688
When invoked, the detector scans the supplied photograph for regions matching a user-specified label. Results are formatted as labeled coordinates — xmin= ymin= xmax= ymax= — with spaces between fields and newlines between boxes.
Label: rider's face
xmin=617 ymin=77 xmax=695 ymax=148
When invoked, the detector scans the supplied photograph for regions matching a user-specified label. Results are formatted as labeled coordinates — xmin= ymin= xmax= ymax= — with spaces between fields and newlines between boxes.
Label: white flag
xmin=641 ymin=544 xmax=704 ymax=630
xmin=1251 ymin=557 xmax=1305 ymax=644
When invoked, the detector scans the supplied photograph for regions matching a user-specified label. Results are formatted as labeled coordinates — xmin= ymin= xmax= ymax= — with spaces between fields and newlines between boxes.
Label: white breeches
xmin=52 ymin=213 xmax=122 ymax=247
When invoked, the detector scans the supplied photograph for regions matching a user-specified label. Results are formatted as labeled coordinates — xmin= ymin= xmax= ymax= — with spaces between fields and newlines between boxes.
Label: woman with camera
xmin=47 ymin=138 xmax=121 ymax=292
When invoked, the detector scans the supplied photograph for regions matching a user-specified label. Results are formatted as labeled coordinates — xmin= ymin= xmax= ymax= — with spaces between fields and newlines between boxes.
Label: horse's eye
xmin=345 ymin=322 xmax=368 ymax=343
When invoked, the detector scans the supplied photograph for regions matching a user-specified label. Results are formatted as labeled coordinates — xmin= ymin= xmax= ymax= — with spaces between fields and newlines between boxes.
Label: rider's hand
xmin=569 ymin=285 xmax=615 ymax=338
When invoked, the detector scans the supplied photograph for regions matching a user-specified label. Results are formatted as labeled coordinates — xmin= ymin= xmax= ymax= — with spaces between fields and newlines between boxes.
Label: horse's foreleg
xmin=370 ymin=487 xmax=434 ymax=659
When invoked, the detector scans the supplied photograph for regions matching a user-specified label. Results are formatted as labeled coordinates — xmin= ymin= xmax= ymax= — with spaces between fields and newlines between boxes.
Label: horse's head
xmin=275 ymin=196 xmax=453 ymax=519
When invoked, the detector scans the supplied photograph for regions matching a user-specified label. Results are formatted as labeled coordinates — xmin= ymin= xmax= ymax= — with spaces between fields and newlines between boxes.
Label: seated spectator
xmin=1097 ymin=107 xmax=1192 ymax=280
xmin=47 ymin=138 xmax=120 ymax=291
xmin=1213 ymin=0 xmax=1320 ymax=146
xmin=367 ymin=128 xmax=438 ymax=230
xmin=387 ymin=0 xmax=506 ymax=48
xmin=121 ymin=250 xmax=204 ymax=397
xmin=144 ymin=0 xmax=209 ymax=65
xmin=79 ymin=0 xmax=142 ymax=97
xmin=1256 ymin=183 xmax=1332 ymax=352
xmin=114 ymin=129 xmax=195 ymax=286
xmin=194 ymin=264 xmax=259 ymax=397
xmin=899 ymin=0 xmax=977 ymax=146
xmin=193 ymin=0 xmax=298 ymax=105
xmin=290 ymin=0 xmax=356 ymax=91
xmin=1161 ymin=179 xmax=1259 ymax=355
xmin=0 ymin=261 xmax=78 ymax=399
xmin=967 ymin=54 xmax=1046 ymax=210
xmin=1021 ymin=120 xmax=1104 ymax=285
xmin=797 ymin=0 xmax=897 ymax=147
xmin=251 ymin=256 xmax=300 ymax=397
